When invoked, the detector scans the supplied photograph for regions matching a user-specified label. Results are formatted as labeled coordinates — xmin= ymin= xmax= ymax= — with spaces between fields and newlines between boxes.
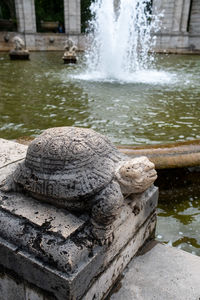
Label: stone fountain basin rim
xmin=119 ymin=139 xmax=200 ymax=169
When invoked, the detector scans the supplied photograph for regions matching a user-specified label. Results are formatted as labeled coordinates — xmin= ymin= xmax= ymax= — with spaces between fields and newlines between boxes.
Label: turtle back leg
xmin=0 ymin=162 xmax=24 ymax=193
xmin=0 ymin=174 xmax=18 ymax=192
xmin=91 ymin=180 xmax=123 ymax=245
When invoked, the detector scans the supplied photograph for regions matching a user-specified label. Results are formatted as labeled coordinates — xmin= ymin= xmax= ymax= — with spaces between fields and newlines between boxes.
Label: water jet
xmin=81 ymin=0 xmax=160 ymax=82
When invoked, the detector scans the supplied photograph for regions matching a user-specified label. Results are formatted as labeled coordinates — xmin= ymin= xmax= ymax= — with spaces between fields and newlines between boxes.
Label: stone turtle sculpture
xmin=13 ymin=36 xmax=25 ymax=51
xmin=0 ymin=127 xmax=157 ymax=243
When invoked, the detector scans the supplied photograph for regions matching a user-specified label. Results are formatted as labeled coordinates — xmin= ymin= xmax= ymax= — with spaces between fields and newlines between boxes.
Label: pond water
xmin=0 ymin=52 xmax=200 ymax=255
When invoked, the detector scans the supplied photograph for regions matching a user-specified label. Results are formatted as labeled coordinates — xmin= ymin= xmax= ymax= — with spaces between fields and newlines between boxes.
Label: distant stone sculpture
xmin=9 ymin=36 xmax=30 ymax=60
xmin=13 ymin=36 xmax=25 ymax=50
xmin=63 ymin=39 xmax=77 ymax=64
xmin=0 ymin=127 xmax=157 ymax=244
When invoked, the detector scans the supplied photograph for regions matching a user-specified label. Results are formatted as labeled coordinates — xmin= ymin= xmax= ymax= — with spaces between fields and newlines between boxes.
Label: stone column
xmin=152 ymin=0 xmax=175 ymax=33
xmin=173 ymin=0 xmax=192 ymax=32
xmin=153 ymin=0 xmax=192 ymax=33
xmin=189 ymin=0 xmax=200 ymax=33
xmin=64 ymin=0 xmax=81 ymax=34
xmin=15 ymin=0 xmax=36 ymax=33
xmin=180 ymin=0 xmax=192 ymax=32
xmin=152 ymin=0 xmax=192 ymax=52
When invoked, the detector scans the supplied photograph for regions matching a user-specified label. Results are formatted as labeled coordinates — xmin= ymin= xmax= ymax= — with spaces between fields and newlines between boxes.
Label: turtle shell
xmin=13 ymin=127 xmax=123 ymax=202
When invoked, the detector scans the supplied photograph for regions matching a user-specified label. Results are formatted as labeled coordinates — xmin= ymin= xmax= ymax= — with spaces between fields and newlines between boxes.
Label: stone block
xmin=25 ymin=288 xmax=44 ymax=300
xmin=0 ymin=187 xmax=158 ymax=299
xmin=0 ymin=193 xmax=85 ymax=239
xmin=0 ymin=189 xmax=157 ymax=300
xmin=83 ymin=212 xmax=157 ymax=300
xmin=0 ymin=272 xmax=25 ymax=300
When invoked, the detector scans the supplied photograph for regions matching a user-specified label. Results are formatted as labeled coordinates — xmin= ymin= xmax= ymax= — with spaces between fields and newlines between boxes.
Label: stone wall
xmin=1 ymin=0 xmax=200 ymax=52
xmin=153 ymin=0 xmax=200 ymax=53
xmin=189 ymin=0 xmax=200 ymax=34
xmin=0 ymin=32 xmax=86 ymax=51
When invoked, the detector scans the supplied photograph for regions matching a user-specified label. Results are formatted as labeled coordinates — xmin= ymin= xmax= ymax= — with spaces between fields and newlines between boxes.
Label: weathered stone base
xmin=9 ymin=50 xmax=30 ymax=60
xmin=1 ymin=31 xmax=200 ymax=53
xmin=0 ymin=267 xmax=52 ymax=300
xmin=0 ymin=138 xmax=158 ymax=299
xmin=0 ymin=211 xmax=156 ymax=300
xmin=82 ymin=212 xmax=157 ymax=300
xmin=153 ymin=32 xmax=200 ymax=54
xmin=63 ymin=56 xmax=77 ymax=64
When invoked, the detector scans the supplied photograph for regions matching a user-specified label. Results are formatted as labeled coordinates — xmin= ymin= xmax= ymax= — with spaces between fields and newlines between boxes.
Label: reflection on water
xmin=155 ymin=168 xmax=200 ymax=256
xmin=0 ymin=52 xmax=200 ymax=256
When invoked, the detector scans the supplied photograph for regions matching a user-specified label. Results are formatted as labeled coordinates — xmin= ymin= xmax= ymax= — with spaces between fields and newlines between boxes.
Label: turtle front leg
xmin=91 ymin=181 xmax=123 ymax=245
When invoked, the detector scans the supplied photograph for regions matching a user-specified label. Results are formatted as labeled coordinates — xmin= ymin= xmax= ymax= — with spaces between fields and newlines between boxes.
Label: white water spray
xmin=82 ymin=0 xmax=161 ymax=82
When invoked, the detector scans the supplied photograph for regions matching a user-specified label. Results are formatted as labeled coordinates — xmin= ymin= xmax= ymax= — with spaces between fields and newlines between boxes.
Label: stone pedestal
xmin=9 ymin=49 xmax=30 ymax=60
xmin=0 ymin=139 xmax=158 ymax=300
xmin=63 ymin=54 xmax=77 ymax=64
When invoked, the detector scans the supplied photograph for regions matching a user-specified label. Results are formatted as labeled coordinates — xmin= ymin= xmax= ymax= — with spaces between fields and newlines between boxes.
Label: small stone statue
xmin=13 ymin=36 xmax=25 ymax=51
xmin=63 ymin=39 xmax=77 ymax=64
xmin=0 ymin=127 xmax=157 ymax=244
xmin=9 ymin=36 xmax=29 ymax=60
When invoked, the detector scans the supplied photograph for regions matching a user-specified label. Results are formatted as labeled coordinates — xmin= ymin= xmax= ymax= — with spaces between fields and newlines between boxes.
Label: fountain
xmin=0 ymin=1 xmax=200 ymax=298
xmin=80 ymin=0 xmax=160 ymax=82
xmin=0 ymin=0 xmax=200 ymax=260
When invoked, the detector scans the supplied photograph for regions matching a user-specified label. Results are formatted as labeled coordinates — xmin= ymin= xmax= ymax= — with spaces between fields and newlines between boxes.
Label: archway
xmin=35 ymin=0 xmax=65 ymax=33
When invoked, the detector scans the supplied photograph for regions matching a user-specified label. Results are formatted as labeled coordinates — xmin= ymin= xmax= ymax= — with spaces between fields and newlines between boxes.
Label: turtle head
xmin=115 ymin=156 xmax=157 ymax=195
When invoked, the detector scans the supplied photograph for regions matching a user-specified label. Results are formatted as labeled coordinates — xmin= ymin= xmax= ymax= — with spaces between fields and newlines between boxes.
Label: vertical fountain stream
xmin=83 ymin=0 xmax=160 ymax=82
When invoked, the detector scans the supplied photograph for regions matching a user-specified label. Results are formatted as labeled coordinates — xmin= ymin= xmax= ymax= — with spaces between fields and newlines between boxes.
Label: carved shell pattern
xmin=13 ymin=127 xmax=122 ymax=200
